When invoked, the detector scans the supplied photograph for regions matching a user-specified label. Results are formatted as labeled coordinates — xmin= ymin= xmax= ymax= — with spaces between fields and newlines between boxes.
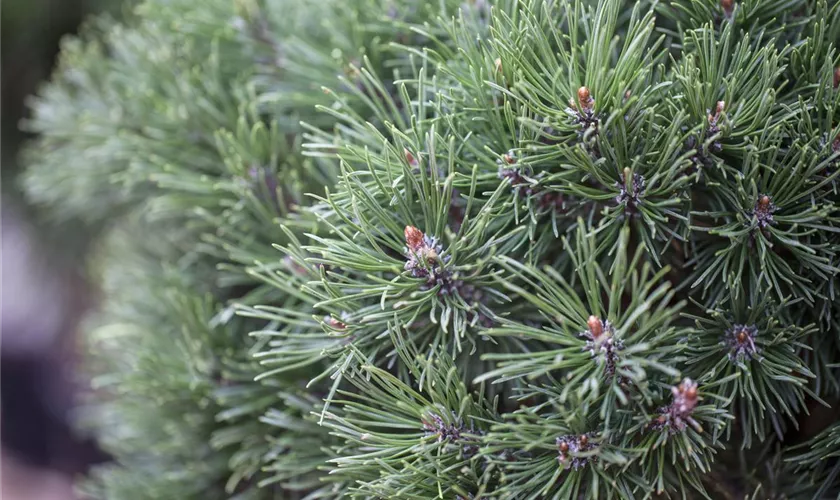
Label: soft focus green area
xmin=3 ymin=0 xmax=132 ymax=174
xmin=3 ymin=0 xmax=134 ymax=263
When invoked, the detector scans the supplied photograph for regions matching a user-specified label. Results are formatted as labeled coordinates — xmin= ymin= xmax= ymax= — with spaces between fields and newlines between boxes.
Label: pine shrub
xmin=20 ymin=0 xmax=840 ymax=498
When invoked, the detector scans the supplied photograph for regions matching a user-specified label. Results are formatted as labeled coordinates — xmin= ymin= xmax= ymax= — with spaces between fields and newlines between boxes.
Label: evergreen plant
xmin=20 ymin=0 xmax=840 ymax=497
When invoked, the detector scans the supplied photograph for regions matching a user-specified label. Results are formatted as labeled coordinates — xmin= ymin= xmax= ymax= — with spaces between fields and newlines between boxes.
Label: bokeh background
xmin=3 ymin=1 xmax=132 ymax=498
xmin=4 ymin=0 xmax=129 ymax=181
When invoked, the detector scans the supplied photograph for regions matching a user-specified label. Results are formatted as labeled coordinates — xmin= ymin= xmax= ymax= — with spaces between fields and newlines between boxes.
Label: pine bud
xmin=577 ymin=86 xmax=593 ymax=111
xmin=720 ymin=0 xmax=734 ymax=16
xmin=577 ymin=86 xmax=590 ymax=103
xmin=404 ymin=148 xmax=418 ymax=167
xmin=325 ymin=315 xmax=346 ymax=330
xmin=758 ymin=195 xmax=771 ymax=209
xmin=405 ymin=225 xmax=425 ymax=251
xmin=727 ymin=324 xmax=759 ymax=363
xmin=556 ymin=434 xmax=596 ymax=469
xmin=708 ymin=101 xmax=725 ymax=124
xmin=587 ymin=315 xmax=603 ymax=338
xmin=751 ymin=195 xmax=776 ymax=228
xmin=834 ymin=67 xmax=840 ymax=89
xmin=672 ymin=378 xmax=699 ymax=414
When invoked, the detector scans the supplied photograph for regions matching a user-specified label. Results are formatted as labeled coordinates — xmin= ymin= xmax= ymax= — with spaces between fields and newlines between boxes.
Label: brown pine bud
xmin=404 ymin=148 xmax=418 ymax=167
xmin=737 ymin=329 xmax=748 ymax=344
xmin=685 ymin=385 xmax=698 ymax=400
xmin=577 ymin=86 xmax=593 ymax=110
xmin=587 ymin=315 xmax=603 ymax=338
xmin=404 ymin=225 xmax=425 ymax=251
xmin=503 ymin=153 xmax=516 ymax=164
xmin=834 ymin=67 xmax=840 ymax=88
xmin=577 ymin=86 xmax=591 ymax=102
xmin=709 ymin=101 xmax=725 ymax=124
xmin=579 ymin=435 xmax=589 ymax=446
xmin=721 ymin=0 xmax=734 ymax=15
xmin=326 ymin=316 xmax=346 ymax=330
xmin=558 ymin=441 xmax=569 ymax=453
xmin=759 ymin=195 xmax=771 ymax=208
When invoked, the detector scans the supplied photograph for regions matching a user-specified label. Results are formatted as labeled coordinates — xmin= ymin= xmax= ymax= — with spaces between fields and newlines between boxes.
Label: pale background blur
xmin=2 ymin=1 xmax=131 ymax=498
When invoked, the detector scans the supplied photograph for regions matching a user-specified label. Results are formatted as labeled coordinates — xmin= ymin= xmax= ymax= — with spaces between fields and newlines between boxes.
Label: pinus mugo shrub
xmin=20 ymin=0 xmax=840 ymax=497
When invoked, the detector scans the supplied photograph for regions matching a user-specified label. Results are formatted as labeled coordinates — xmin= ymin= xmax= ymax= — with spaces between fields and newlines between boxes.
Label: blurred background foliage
xmin=2 ymin=2 xmax=134 ymax=496
xmin=2 ymin=0 xmax=138 ymax=264
xmin=3 ymin=0 xmax=132 ymax=199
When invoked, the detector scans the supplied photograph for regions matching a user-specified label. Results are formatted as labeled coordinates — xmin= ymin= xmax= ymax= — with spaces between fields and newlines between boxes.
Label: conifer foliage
xmin=21 ymin=0 xmax=840 ymax=497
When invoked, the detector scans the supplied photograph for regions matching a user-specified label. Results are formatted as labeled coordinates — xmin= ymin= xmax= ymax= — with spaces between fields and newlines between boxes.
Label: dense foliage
xmin=21 ymin=0 xmax=840 ymax=498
